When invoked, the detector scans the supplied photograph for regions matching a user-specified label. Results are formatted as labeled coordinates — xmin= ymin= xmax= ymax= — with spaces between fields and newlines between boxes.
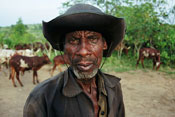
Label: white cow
xmin=0 ymin=49 xmax=36 ymax=70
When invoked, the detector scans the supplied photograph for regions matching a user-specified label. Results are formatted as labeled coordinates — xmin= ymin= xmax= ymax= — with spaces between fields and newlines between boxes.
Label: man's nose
xmin=76 ymin=41 xmax=91 ymax=57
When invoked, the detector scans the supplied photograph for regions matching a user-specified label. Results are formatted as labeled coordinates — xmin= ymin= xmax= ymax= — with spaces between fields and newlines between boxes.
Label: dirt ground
xmin=0 ymin=65 xmax=175 ymax=117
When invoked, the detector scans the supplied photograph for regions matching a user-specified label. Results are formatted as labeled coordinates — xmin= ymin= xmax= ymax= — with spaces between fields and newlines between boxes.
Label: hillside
xmin=0 ymin=24 xmax=44 ymax=40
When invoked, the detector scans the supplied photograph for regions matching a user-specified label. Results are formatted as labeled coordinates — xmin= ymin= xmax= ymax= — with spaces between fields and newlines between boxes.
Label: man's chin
xmin=73 ymin=68 xmax=98 ymax=80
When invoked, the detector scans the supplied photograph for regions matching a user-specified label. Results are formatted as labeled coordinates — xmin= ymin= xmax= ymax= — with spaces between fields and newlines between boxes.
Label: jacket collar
xmin=98 ymin=70 xmax=121 ymax=88
xmin=62 ymin=67 xmax=120 ymax=97
xmin=62 ymin=67 xmax=82 ymax=97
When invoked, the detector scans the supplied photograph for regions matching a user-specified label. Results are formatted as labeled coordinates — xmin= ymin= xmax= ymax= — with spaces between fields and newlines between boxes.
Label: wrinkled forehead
xmin=65 ymin=30 xmax=103 ymax=38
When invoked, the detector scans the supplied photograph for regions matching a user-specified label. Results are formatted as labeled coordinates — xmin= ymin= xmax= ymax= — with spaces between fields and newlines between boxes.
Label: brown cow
xmin=15 ymin=44 xmax=32 ymax=50
xmin=45 ymin=42 xmax=50 ymax=50
xmin=32 ymin=42 xmax=44 ymax=51
xmin=136 ymin=48 xmax=161 ymax=70
xmin=9 ymin=54 xmax=51 ymax=87
xmin=51 ymin=54 xmax=69 ymax=76
xmin=122 ymin=46 xmax=130 ymax=55
xmin=115 ymin=41 xmax=130 ymax=56
xmin=0 ymin=57 xmax=8 ymax=70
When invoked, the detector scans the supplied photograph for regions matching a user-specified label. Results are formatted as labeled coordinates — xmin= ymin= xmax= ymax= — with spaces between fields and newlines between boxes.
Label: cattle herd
xmin=0 ymin=42 xmax=162 ymax=87
xmin=0 ymin=42 xmax=69 ymax=87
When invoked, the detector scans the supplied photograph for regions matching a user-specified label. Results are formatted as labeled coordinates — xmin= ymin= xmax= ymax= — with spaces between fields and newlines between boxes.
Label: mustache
xmin=70 ymin=57 xmax=98 ymax=66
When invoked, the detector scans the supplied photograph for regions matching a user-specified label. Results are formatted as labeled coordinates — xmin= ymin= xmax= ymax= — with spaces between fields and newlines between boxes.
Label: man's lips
xmin=76 ymin=61 xmax=94 ymax=71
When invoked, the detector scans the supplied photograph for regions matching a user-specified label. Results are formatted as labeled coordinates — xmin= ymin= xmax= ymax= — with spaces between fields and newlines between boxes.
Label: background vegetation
xmin=0 ymin=0 xmax=174 ymax=73
xmin=0 ymin=18 xmax=45 ymax=49
xmin=62 ymin=0 xmax=175 ymax=67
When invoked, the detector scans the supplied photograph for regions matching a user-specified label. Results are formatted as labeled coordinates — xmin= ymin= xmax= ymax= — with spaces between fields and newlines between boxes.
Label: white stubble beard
xmin=73 ymin=67 xmax=98 ymax=80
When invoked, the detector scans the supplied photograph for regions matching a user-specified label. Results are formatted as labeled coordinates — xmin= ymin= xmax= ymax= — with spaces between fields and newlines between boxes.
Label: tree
xmin=6 ymin=18 xmax=36 ymax=48
xmin=11 ymin=18 xmax=27 ymax=36
xmin=61 ymin=0 xmax=175 ymax=65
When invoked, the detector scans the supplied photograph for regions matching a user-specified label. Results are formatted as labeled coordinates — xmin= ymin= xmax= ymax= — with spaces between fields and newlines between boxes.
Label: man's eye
xmin=69 ymin=38 xmax=80 ymax=44
xmin=87 ymin=36 xmax=98 ymax=43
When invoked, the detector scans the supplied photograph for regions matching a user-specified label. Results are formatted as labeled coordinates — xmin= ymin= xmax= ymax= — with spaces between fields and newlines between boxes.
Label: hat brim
xmin=43 ymin=13 xmax=125 ymax=57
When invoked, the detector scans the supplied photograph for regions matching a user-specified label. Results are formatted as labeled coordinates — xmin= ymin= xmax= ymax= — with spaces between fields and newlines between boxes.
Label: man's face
xmin=64 ymin=30 xmax=107 ymax=79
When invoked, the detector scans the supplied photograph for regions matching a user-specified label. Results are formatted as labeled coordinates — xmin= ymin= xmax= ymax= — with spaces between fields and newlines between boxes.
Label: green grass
xmin=101 ymin=52 xmax=137 ymax=72
xmin=100 ymin=52 xmax=175 ymax=78
xmin=33 ymin=48 xmax=175 ymax=78
xmin=159 ymin=66 xmax=175 ymax=79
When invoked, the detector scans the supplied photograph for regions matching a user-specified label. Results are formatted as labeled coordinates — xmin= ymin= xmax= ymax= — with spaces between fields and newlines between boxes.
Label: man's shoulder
xmin=103 ymin=73 xmax=121 ymax=81
xmin=100 ymin=72 xmax=121 ymax=88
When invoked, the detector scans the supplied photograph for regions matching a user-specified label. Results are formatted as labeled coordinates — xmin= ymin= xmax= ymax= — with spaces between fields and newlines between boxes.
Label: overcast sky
xmin=0 ymin=0 xmax=67 ymax=27
xmin=0 ymin=0 xmax=174 ymax=27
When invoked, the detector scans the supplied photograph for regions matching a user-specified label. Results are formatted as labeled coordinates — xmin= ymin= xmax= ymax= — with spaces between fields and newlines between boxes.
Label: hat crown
xmin=43 ymin=4 xmax=125 ymax=57
xmin=64 ymin=4 xmax=103 ymax=15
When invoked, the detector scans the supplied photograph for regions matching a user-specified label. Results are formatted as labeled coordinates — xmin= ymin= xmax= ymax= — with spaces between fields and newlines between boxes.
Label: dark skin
xmin=64 ymin=30 xmax=107 ymax=117
xmin=64 ymin=30 xmax=107 ymax=73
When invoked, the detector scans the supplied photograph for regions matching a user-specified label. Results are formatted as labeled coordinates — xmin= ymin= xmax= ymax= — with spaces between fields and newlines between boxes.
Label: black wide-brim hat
xmin=43 ymin=4 xmax=126 ymax=57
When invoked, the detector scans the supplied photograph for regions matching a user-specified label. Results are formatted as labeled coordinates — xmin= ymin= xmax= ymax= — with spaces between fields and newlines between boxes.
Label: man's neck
xmin=76 ymin=77 xmax=99 ymax=117
xmin=76 ymin=77 xmax=96 ymax=85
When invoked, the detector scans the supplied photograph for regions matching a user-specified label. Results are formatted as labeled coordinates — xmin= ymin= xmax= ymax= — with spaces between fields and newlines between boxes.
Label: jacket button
xmin=101 ymin=111 xmax=105 ymax=115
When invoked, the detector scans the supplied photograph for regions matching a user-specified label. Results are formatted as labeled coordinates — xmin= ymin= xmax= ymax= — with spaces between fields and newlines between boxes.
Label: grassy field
xmin=101 ymin=51 xmax=175 ymax=79
xmin=1 ymin=24 xmax=174 ymax=78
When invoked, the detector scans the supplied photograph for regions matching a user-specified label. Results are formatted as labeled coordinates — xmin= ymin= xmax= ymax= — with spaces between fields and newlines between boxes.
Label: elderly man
xmin=23 ymin=4 xmax=126 ymax=117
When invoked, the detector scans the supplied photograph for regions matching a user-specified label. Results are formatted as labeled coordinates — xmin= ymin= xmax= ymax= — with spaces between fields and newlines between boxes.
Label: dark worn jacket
xmin=23 ymin=68 xmax=125 ymax=117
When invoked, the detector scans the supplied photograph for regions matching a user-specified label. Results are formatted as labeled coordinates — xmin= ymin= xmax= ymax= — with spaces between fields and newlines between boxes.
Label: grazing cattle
xmin=115 ymin=41 xmax=130 ymax=56
xmin=16 ymin=49 xmax=35 ymax=57
xmin=15 ymin=42 xmax=50 ymax=52
xmin=31 ymin=42 xmax=51 ymax=52
xmin=33 ymin=42 xmax=44 ymax=51
xmin=51 ymin=54 xmax=70 ymax=76
xmin=9 ymin=54 xmax=51 ymax=87
xmin=0 ymin=49 xmax=16 ymax=70
xmin=0 ymin=49 xmax=36 ymax=70
xmin=122 ymin=46 xmax=130 ymax=55
xmin=0 ymin=44 xmax=9 ymax=49
xmin=0 ymin=57 xmax=8 ymax=70
xmin=15 ymin=44 xmax=32 ymax=50
xmin=45 ymin=42 xmax=50 ymax=50
xmin=136 ymin=48 xmax=161 ymax=70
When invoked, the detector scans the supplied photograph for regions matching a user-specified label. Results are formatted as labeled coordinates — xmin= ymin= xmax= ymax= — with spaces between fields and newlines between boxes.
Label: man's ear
xmin=103 ymin=41 xmax=107 ymax=50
